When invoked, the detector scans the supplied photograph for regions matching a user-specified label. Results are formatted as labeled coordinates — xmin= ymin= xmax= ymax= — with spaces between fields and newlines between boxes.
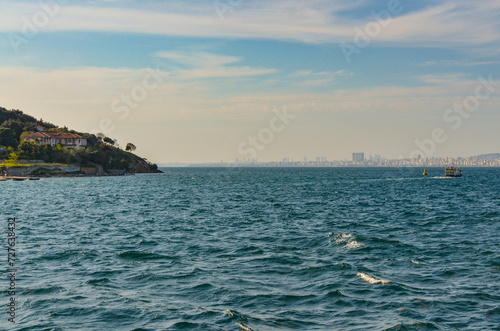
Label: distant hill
xmin=0 ymin=106 xmax=160 ymax=174
xmin=472 ymin=153 xmax=500 ymax=160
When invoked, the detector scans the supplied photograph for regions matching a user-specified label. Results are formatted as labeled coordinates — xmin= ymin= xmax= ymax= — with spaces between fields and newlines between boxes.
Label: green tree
xmin=0 ymin=127 xmax=17 ymax=147
xmin=18 ymin=141 xmax=39 ymax=159
xmin=1 ymin=119 xmax=35 ymax=140
xmin=125 ymin=143 xmax=136 ymax=152
xmin=0 ymin=107 xmax=36 ymax=124
xmin=4 ymin=152 xmax=19 ymax=167
xmin=103 ymin=137 xmax=114 ymax=145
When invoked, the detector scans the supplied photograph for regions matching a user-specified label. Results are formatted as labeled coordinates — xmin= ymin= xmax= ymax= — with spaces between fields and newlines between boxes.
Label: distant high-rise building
xmin=353 ymin=152 xmax=365 ymax=163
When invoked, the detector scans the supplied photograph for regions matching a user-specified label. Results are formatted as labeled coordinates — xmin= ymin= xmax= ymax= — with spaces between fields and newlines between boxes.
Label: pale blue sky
xmin=0 ymin=0 xmax=499 ymax=162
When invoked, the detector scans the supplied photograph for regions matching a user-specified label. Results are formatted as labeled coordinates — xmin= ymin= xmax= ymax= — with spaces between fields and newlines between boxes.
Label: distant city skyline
xmin=0 ymin=0 xmax=499 ymax=163
xmin=162 ymin=153 xmax=500 ymax=167
xmin=353 ymin=153 xmax=365 ymax=163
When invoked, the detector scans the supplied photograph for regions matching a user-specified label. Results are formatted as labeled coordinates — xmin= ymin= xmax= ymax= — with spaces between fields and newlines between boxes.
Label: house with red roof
xmin=34 ymin=123 xmax=46 ymax=131
xmin=23 ymin=132 xmax=87 ymax=150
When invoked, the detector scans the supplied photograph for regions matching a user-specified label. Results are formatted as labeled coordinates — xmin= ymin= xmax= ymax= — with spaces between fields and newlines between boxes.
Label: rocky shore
xmin=1 ymin=159 xmax=162 ymax=178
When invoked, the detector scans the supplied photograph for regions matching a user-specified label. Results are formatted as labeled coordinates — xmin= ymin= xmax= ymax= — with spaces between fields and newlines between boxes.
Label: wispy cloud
xmin=297 ymin=78 xmax=335 ymax=87
xmin=374 ymin=1 xmax=500 ymax=46
xmin=418 ymin=73 xmax=469 ymax=85
xmin=419 ymin=60 xmax=500 ymax=67
xmin=2 ymin=65 xmax=490 ymax=118
xmin=1 ymin=0 xmax=499 ymax=50
xmin=292 ymin=70 xmax=346 ymax=77
xmin=155 ymin=51 xmax=241 ymax=67
xmin=291 ymin=70 xmax=348 ymax=86
xmin=155 ymin=51 xmax=277 ymax=79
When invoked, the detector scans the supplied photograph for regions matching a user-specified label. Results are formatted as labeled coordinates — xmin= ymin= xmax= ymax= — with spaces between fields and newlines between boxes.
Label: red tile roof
xmin=27 ymin=132 xmax=84 ymax=139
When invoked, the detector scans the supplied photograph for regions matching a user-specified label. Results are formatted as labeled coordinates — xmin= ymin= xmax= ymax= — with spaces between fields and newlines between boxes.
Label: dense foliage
xmin=15 ymin=139 xmax=149 ymax=170
xmin=0 ymin=107 xmax=158 ymax=172
xmin=0 ymin=107 xmax=57 ymax=147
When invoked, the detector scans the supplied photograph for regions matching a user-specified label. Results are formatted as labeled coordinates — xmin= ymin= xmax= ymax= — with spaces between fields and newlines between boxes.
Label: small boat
xmin=445 ymin=167 xmax=462 ymax=178
xmin=423 ymin=168 xmax=428 ymax=176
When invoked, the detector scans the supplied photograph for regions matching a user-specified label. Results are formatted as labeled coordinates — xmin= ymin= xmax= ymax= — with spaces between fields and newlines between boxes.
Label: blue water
xmin=2 ymin=167 xmax=500 ymax=330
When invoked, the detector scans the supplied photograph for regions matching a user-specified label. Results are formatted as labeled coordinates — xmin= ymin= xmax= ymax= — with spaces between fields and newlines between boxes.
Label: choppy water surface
xmin=2 ymin=167 xmax=500 ymax=330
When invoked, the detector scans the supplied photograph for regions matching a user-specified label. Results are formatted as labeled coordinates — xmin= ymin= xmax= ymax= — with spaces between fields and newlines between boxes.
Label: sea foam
xmin=357 ymin=272 xmax=391 ymax=285
xmin=333 ymin=233 xmax=363 ymax=249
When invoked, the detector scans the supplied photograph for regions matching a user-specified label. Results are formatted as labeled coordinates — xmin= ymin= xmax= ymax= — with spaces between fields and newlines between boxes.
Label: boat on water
xmin=445 ymin=167 xmax=462 ymax=178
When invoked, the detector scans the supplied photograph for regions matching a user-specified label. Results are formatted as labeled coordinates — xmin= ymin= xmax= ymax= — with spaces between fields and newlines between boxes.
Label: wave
xmin=345 ymin=241 xmax=363 ymax=249
xmin=331 ymin=232 xmax=363 ymax=249
xmin=385 ymin=321 xmax=438 ymax=330
xmin=357 ymin=272 xmax=391 ymax=285
xmin=236 ymin=323 xmax=252 ymax=331
xmin=116 ymin=250 xmax=166 ymax=260
xmin=334 ymin=233 xmax=353 ymax=244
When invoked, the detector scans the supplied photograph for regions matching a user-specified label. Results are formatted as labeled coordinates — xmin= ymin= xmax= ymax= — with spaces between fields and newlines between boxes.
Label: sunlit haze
xmin=1 ymin=0 xmax=499 ymax=163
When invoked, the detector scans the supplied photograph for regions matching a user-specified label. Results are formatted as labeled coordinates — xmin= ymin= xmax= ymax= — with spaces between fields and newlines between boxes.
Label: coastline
xmin=1 ymin=159 xmax=162 ymax=178
xmin=1 ymin=170 xmax=162 ymax=181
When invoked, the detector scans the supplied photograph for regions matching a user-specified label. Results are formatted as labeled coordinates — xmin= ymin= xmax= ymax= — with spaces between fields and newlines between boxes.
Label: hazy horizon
xmin=1 ymin=0 xmax=499 ymax=163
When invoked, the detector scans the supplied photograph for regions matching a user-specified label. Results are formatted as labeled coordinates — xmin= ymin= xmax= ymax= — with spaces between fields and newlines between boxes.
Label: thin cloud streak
xmin=155 ymin=51 xmax=278 ymax=79
xmin=0 ymin=0 xmax=499 ymax=48
xmin=1 ymin=65 xmax=495 ymax=118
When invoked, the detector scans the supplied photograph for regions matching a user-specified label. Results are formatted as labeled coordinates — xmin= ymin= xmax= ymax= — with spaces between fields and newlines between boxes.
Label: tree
xmin=0 ymin=127 xmax=17 ymax=148
xmin=1 ymin=119 xmax=34 ymax=143
xmin=4 ymin=152 xmax=19 ymax=167
xmin=126 ymin=143 xmax=136 ymax=152
xmin=0 ymin=107 xmax=36 ymax=124
xmin=103 ymin=137 xmax=114 ymax=145
xmin=18 ymin=140 xmax=41 ymax=159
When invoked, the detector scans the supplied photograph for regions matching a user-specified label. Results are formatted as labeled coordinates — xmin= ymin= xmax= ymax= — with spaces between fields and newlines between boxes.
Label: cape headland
xmin=0 ymin=107 xmax=162 ymax=177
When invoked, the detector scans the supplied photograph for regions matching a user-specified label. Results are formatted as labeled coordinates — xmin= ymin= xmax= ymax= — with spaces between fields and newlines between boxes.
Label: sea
xmin=2 ymin=167 xmax=500 ymax=330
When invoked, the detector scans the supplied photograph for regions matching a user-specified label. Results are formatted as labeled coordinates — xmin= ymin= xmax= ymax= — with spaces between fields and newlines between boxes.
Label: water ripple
xmin=3 ymin=167 xmax=500 ymax=330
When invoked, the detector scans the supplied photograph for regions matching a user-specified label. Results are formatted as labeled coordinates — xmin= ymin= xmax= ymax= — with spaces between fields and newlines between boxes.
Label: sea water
xmin=1 ymin=167 xmax=499 ymax=330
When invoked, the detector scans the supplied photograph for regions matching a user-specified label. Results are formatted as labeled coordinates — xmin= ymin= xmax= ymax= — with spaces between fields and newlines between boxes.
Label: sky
xmin=0 ymin=0 xmax=499 ymax=163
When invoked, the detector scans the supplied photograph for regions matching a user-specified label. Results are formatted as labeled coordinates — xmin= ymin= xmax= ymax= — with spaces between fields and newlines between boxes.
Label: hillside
xmin=0 ymin=107 xmax=161 ymax=174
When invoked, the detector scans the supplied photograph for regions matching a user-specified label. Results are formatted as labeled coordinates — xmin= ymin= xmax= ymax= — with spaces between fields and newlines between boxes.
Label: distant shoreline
xmin=158 ymin=165 xmax=500 ymax=168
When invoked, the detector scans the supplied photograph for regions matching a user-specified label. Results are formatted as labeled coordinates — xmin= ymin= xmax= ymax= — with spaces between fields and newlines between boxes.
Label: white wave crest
xmin=333 ymin=233 xmax=363 ymax=249
xmin=236 ymin=323 xmax=252 ymax=331
xmin=357 ymin=272 xmax=391 ymax=284
xmin=345 ymin=241 xmax=362 ymax=249
xmin=334 ymin=233 xmax=353 ymax=244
